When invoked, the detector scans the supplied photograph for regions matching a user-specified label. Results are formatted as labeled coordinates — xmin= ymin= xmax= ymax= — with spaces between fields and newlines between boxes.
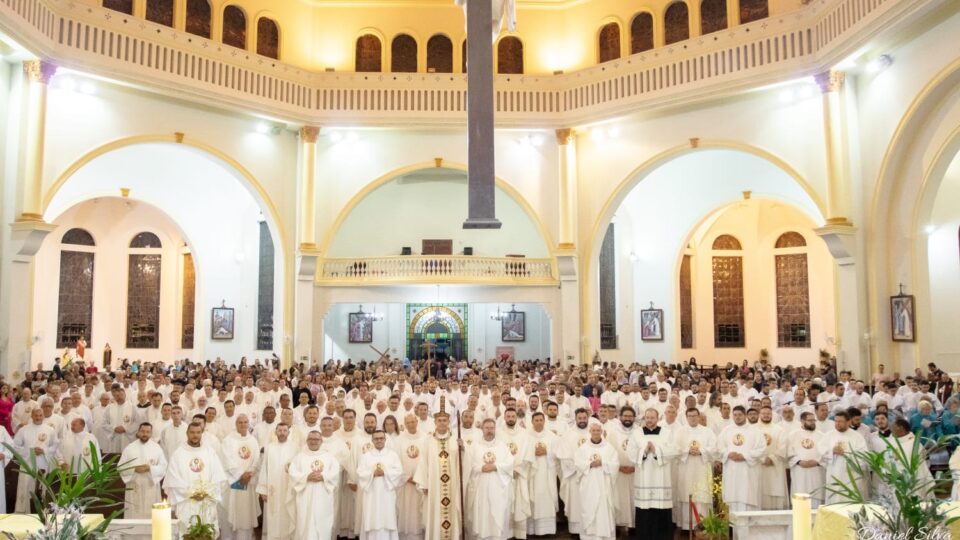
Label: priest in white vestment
xmin=575 ymin=423 xmax=619 ymax=540
xmin=119 ymin=423 xmax=167 ymax=518
xmin=357 ymin=430 xmax=405 ymax=540
xmin=498 ymin=408 xmax=531 ymax=539
xmin=221 ymin=414 xmax=262 ymax=540
xmin=717 ymin=406 xmax=765 ymax=512
xmin=13 ymin=408 xmax=58 ymax=512
xmin=160 ymin=406 xmax=188 ymax=459
xmin=524 ymin=412 xmax=559 ymax=536
xmin=56 ymin=417 xmax=100 ymax=474
xmin=413 ymin=398 xmax=463 ymax=540
xmin=0 ymin=427 xmax=13 ymax=513
xmin=605 ymin=406 xmax=636 ymax=530
xmin=756 ymin=406 xmax=789 ymax=510
xmin=396 ymin=415 xmax=426 ymax=540
xmin=289 ymin=430 xmax=341 ymax=540
xmin=320 ymin=416 xmax=353 ymax=535
xmin=470 ymin=419 xmax=514 ymax=540
xmin=818 ymin=410 xmax=867 ymax=505
xmin=674 ymin=408 xmax=717 ymax=530
xmin=557 ymin=408 xmax=593 ymax=534
xmin=105 ymin=388 xmax=138 ymax=453
xmin=165 ymin=423 xmax=228 ymax=538
xmin=256 ymin=422 xmax=298 ymax=540
xmin=787 ymin=413 xmax=825 ymax=508
xmin=627 ymin=408 xmax=677 ymax=540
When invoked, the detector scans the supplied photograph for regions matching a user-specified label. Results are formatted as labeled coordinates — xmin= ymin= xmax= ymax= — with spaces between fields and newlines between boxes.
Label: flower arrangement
xmin=693 ymin=474 xmax=729 ymax=540
xmin=825 ymin=434 xmax=959 ymax=538
xmin=181 ymin=480 xmax=218 ymax=540
xmin=1 ymin=441 xmax=130 ymax=540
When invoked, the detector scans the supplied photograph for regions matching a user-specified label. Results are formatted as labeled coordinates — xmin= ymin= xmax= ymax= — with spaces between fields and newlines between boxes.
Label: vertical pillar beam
xmin=133 ymin=0 xmax=147 ymax=19
xmin=727 ymin=0 xmax=741 ymax=26
xmin=463 ymin=0 xmax=501 ymax=229
xmin=815 ymin=70 xmax=853 ymax=226
xmin=17 ymin=60 xmax=56 ymax=223
xmin=298 ymin=126 xmax=320 ymax=249
xmin=556 ymin=128 xmax=578 ymax=250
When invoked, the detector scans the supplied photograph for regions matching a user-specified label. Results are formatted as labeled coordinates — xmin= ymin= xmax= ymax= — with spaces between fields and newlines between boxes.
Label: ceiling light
xmin=329 ymin=131 xmax=343 ymax=142
xmin=79 ymin=81 xmax=96 ymax=95
xmin=866 ymin=54 xmax=892 ymax=73
xmin=255 ymin=123 xmax=270 ymax=134
xmin=607 ymin=126 xmax=621 ymax=138
xmin=779 ymin=89 xmax=795 ymax=103
xmin=57 ymin=76 xmax=77 ymax=91
xmin=591 ymin=128 xmax=606 ymax=142
xmin=530 ymin=135 xmax=544 ymax=147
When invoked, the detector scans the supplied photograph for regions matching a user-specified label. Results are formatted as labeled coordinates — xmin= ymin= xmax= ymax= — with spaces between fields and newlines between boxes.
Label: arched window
xmin=427 ymin=34 xmax=453 ymax=73
xmin=739 ymin=0 xmax=769 ymax=24
xmin=130 ymin=232 xmax=162 ymax=248
xmin=712 ymin=234 xmax=742 ymax=250
xmin=257 ymin=222 xmax=275 ymax=350
xmin=664 ymin=2 xmax=690 ymax=45
xmin=103 ymin=0 xmax=133 ymax=15
xmin=127 ymin=232 xmax=162 ymax=349
xmin=146 ymin=0 xmax=174 ymax=27
xmin=700 ymin=0 xmax=728 ymax=35
xmin=630 ymin=12 xmax=654 ymax=54
xmin=63 ymin=228 xmax=95 ymax=246
xmin=497 ymin=36 xmax=524 ymax=74
xmin=222 ymin=5 xmax=247 ymax=50
xmin=356 ymin=34 xmax=382 ymax=72
xmin=712 ymin=234 xmax=744 ymax=347
xmin=185 ymin=0 xmax=211 ymax=38
xmin=679 ymin=254 xmax=694 ymax=348
xmin=461 ymin=39 xmax=467 ymax=73
xmin=775 ymin=232 xmax=810 ymax=348
xmin=181 ymin=253 xmax=195 ymax=349
xmin=256 ymin=17 xmax=280 ymax=59
xmin=599 ymin=223 xmax=617 ymax=349
xmin=57 ymin=229 xmax=95 ymax=348
xmin=391 ymin=34 xmax=418 ymax=73
xmin=598 ymin=22 xmax=621 ymax=63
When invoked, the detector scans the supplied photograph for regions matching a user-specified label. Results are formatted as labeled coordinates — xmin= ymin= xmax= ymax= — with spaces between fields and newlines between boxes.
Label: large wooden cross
xmin=462 ymin=0 xmax=503 ymax=229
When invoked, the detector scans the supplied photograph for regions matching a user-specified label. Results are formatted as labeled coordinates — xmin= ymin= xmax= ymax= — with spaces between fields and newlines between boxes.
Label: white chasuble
xmin=469 ymin=439 xmax=514 ymax=540
xmin=413 ymin=431 xmax=463 ymax=540
xmin=523 ymin=428 xmax=559 ymax=536
xmin=787 ymin=428 xmax=825 ymax=507
xmin=119 ymin=439 xmax=167 ymax=518
xmin=165 ymin=445 xmax=228 ymax=538
xmin=256 ymin=440 xmax=298 ymax=539
xmin=395 ymin=431 xmax=426 ymax=540
xmin=357 ymin=447 xmax=405 ymax=540
xmin=717 ymin=423 xmax=765 ymax=511
xmin=574 ymin=439 xmax=619 ymax=540
xmin=289 ymin=449 xmax=341 ymax=540
xmin=222 ymin=433 xmax=262 ymax=531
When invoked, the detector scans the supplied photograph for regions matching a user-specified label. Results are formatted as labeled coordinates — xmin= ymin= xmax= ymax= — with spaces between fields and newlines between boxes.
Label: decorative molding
xmin=689 ymin=137 xmax=701 ymax=148
xmin=555 ymin=128 xmax=574 ymax=145
xmin=814 ymin=70 xmax=845 ymax=93
xmin=743 ymin=190 xmax=752 ymax=199
xmin=174 ymin=132 xmax=185 ymax=143
xmin=317 ymin=255 xmax=557 ymax=285
xmin=300 ymin=126 xmax=321 ymax=143
xmin=21 ymin=59 xmax=56 ymax=84
xmin=120 ymin=187 xmax=131 ymax=198
xmin=434 ymin=157 xmax=444 ymax=168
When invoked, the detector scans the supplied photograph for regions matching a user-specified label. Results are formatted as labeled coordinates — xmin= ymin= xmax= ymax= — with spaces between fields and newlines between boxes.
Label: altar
xmin=0 ymin=516 xmax=174 ymax=540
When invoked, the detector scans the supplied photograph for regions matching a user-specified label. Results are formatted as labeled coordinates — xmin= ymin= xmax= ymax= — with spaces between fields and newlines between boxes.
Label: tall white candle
xmin=152 ymin=500 xmax=172 ymax=540
xmin=792 ymin=493 xmax=812 ymax=540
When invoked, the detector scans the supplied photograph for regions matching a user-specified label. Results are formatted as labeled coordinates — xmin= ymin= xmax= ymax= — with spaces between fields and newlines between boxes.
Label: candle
xmin=792 ymin=493 xmax=812 ymax=540
xmin=152 ymin=500 xmax=172 ymax=540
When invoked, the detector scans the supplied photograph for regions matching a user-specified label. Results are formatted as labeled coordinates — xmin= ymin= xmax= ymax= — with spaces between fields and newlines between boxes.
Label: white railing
xmin=0 ymin=0 xmax=937 ymax=126
xmin=730 ymin=509 xmax=818 ymax=540
xmin=318 ymin=256 xmax=557 ymax=285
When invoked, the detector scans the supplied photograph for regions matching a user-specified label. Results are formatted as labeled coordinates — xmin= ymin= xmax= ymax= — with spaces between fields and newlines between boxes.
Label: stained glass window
xmin=630 ymin=13 xmax=654 ymax=54
xmin=186 ymin=0 xmax=211 ymax=39
xmin=665 ymin=2 xmax=690 ymax=45
xmin=599 ymin=223 xmax=617 ymax=349
xmin=181 ymin=254 xmax=195 ymax=349
xmin=713 ymin=256 xmax=744 ymax=347
xmin=775 ymin=233 xmax=810 ymax=348
xmin=127 ymin=254 xmax=161 ymax=349
xmin=680 ymin=254 xmax=694 ymax=348
xmin=497 ymin=37 xmax=524 ymax=74
xmin=427 ymin=35 xmax=453 ymax=73
xmin=391 ymin=34 xmax=418 ymax=73
xmin=701 ymin=0 xmax=728 ymax=35
xmin=257 ymin=222 xmax=275 ymax=350
xmin=146 ymin=0 xmax=173 ymax=27
xmin=598 ymin=23 xmax=621 ymax=63
xmin=222 ymin=5 xmax=246 ymax=50
xmin=740 ymin=0 xmax=769 ymax=24
xmin=257 ymin=17 xmax=280 ymax=59
xmin=57 ymin=251 xmax=94 ymax=348
xmin=356 ymin=34 xmax=382 ymax=72
xmin=103 ymin=0 xmax=133 ymax=15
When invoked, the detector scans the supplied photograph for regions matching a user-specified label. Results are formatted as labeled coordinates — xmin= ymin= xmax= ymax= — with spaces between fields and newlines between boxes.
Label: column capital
xmin=299 ymin=126 xmax=321 ymax=143
xmin=555 ymin=128 xmax=575 ymax=145
xmin=814 ymin=70 xmax=845 ymax=93
xmin=22 ymin=60 xmax=57 ymax=85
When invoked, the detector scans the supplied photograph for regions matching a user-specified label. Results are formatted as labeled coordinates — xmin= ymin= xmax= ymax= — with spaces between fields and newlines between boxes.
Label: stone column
xmin=815 ymin=70 xmax=853 ymax=226
xmin=556 ymin=128 xmax=578 ymax=250
xmin=298 ymin=126 xmax=320 ymax=249
xmin=17 ymin=60 xmax=56 ymax=223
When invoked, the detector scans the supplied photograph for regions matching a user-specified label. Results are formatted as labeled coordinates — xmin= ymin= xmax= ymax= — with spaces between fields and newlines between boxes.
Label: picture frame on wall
xmin=211 ymin=307 xmax=235 ymax=340
xmin=349 ymin=312 xmax=373 ymax=343
xmin=890 ymin=294 xmax=916 ymax=342
xmin=640 ymin=308 xmax=664 ymax=341
xmin=502 ymin=311 xmax=525 ymax=342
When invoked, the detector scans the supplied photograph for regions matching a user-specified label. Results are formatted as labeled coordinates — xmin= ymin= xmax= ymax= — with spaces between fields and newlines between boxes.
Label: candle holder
xmin=152 ymin=500 xmax=173 ymax=540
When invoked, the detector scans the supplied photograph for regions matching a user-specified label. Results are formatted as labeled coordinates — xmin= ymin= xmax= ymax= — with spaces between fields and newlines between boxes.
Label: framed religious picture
xmin=640 ymin=308 xmax=664 ymax=341
xmin=502 ymin=310 xmax=525 ymax=342
xmin=211 ymin=306 xmax=235 ymax=340
xmin=349 ymin=312 xmax=373 ymax=343
xmin=890 ymin=294 xmax=916 ymax=342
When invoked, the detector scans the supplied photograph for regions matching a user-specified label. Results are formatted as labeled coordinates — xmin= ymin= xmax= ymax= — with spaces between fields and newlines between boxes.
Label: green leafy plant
xmin=182 ymin=514 xmax=217 ymax=540
xmin=0 ymin=441 xmax=131 ymax=540
xmin=698 ymin=511 xmax=730 ymax=540
xmin=824 ymin=434 xmax=959 ymax=537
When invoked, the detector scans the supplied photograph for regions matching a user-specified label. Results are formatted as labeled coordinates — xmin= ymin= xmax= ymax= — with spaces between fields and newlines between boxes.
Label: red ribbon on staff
xmin=690 ymin=500 xmax=702 ymax=526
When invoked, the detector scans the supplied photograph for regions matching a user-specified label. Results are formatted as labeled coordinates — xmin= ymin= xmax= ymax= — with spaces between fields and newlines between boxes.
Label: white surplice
xmin=56 ymin=430 xmax=100 ymax=474
xmin=604 ymin=423 xmax=636 ymax=527
xmin=13 ymin=423 xmax=58 ymax=512
xmin=395 ymin=431 xmax=426 ymax=540
xmin=164 ymin=444 xmax=228 ymax=538
xmin=469 ymin=438 xmax=514 ymax=540
xmin=557 ymin=425 xmax=591 ymax=534
xmin=674 ymin=425 xmax=717 ymax=528
xmin=357 ymin=447 xmax=405 ymax=540
xmin=818 ymin=428 xmax=867 ymax=505
xmin=104 ymin=401 xmax=138 ymax=453
xmin=755 ymin=421 xmax=789 ymax=510
xmin=574 ymin=439 xmax=619 ymax=540
xmin=289 ymin=448 xmax=341 ymax=540
xmin=119 ymin=439 xmax=167 ymax=518
xmin=717 ymin=423 xmax=765 ymax=512
xmin=499 ymin=425 xmax=531 ymax=538
xmin=221 ymin=432 xmax=262 ymax=537
xmin=626 ymin=427 xmax=677 ymax=510
xmin=786 ymin=428 xmax=825 ymax=508
xmin=523 ymin=428 xmax=559 ymax=536
xmin=256 ymin=439 xmax=299 ymax=540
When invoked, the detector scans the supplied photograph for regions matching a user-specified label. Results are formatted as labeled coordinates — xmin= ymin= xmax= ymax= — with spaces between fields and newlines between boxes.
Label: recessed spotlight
xmin=866 ymin=54 xmax=893 ymax=73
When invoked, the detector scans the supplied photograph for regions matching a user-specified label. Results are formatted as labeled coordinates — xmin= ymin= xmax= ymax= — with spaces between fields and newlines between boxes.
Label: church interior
xmin=0 ymin=0 xmax=960 ymax=536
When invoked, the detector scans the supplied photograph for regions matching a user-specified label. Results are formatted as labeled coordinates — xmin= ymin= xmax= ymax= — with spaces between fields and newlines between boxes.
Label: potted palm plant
xmin=1 ymin=441 xmax=129 ymax=540
xmin=694 ymin=474 xmax=730 ymax=539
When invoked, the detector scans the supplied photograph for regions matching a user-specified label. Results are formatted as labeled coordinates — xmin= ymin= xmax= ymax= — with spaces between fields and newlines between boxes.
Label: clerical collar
xmin=878 ymin=429 xmax=892 ymax=437
xmin=642 ymin=426 xmax=661 ymax=435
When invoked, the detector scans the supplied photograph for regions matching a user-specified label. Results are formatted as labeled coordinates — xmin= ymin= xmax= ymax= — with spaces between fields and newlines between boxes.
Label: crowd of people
xmin=0 ymin=354 xmax=957 ymax=540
